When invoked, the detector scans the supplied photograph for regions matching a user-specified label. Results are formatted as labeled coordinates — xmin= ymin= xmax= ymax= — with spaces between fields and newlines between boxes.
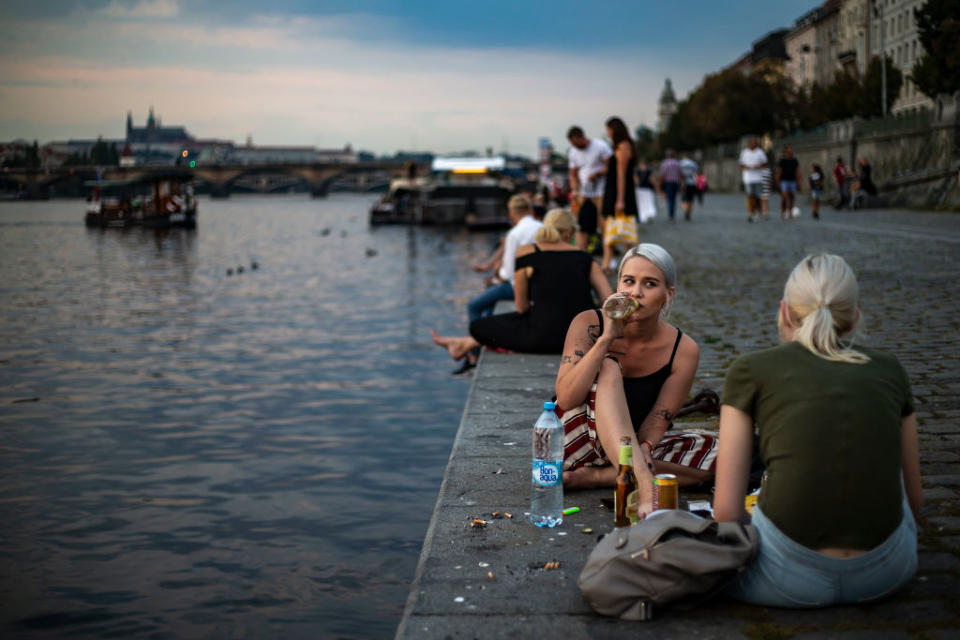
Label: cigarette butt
xmin=562 ymin=507 xmax=580 ymax=515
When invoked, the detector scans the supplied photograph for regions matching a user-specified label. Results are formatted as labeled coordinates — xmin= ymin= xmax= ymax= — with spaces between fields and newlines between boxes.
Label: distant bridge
xmin=2 ymin=161 xmax=430 ymax=199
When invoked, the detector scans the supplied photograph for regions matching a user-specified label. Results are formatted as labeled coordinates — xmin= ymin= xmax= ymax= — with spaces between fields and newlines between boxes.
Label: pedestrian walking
xmin=566 ymin=126 xmax=612 ymax=251
xmin=833 ymin=156 xmax=849 ymax=209
xmin=635 ymin=158 xmax=658 ymax=223
xmin=658 ymin=149 xmax=682 ymax=222
xmin=775 ymin=145 xmax=802 ymax=221
xmin=738 ymin=137 xmax=768 ymax=222
xmin=679 ymin=152 xmax=699 ymax=221
xmin=695 ymin=171 xmax=707 ymax=205
xmin=809 ymin=163 xmax=824 ymax=220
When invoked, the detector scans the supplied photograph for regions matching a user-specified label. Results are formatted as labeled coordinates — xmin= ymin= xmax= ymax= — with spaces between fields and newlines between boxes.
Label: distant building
xmin=657 ymin=79 xmax=678 ymax=133
xmin=726 ymin=29 xmax=789 ymax=78
xmin=126 ymin=107 xmax=192 ymax=144
xmin=813 ymin=0 xmax=842 ymax=87
xmin=784 ymin=5 xmax=822 ymax=89
xmin=837 ymin=0 xmax=871 ymax=77
xmin=867 ymin=0 xmax=933 ymax=115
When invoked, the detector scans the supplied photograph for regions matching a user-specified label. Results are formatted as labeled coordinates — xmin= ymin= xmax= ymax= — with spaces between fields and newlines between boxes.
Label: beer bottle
xmin=614 ymin=436 xmax=638 ymax=527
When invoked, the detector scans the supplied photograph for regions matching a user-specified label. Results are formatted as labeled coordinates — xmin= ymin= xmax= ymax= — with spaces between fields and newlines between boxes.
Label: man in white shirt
xmin=738 ymin=137 xmax=768 ymax=223
xmin=567 ymin=126 xmax=612 ymax=250
xmin=458 ymin=195 xmax=541 ymax=372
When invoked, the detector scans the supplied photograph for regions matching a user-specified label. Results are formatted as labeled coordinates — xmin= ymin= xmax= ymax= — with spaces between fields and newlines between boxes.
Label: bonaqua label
xmin=532 ymin=460 xmax=561 ymax=487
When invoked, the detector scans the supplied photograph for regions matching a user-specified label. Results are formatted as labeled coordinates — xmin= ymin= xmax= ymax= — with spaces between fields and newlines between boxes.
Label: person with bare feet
xmin=430 ymin=208 xmax=611 ymax=362
xmin=554 ymin=244 xmax=717 ymax=519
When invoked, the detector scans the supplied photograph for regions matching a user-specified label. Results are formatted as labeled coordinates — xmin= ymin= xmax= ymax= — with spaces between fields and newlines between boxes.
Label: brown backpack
xmin=578 ymin=510 xmax=759 ymax=620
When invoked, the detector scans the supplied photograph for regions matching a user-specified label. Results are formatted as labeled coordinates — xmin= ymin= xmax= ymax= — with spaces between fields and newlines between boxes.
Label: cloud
xmin=0 ymin=8 xmax=705 ymax=154
xmin=100 ymin=0 xmax=179 ymax=19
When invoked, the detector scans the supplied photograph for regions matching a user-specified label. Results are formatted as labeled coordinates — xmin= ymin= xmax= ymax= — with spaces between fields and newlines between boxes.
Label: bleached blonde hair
xmin=534 ymin=208 xmax=578 ymax=243
xmin=780 ymin=253 xmax=869 ymax=363
xmin=618 ymin=243 xmax=676 ymax=317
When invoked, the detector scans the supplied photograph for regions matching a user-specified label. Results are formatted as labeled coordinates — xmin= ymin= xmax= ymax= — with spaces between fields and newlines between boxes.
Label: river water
xmin=0 ymin=195 xmax=497 ymax=639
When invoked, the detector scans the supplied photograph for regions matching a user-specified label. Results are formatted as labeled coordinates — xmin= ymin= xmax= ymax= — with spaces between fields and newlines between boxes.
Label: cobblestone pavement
xmin=642 ymin=194 xmax=960 ymax=636
xmin=399 ymin=194 xmax=960 ymax=639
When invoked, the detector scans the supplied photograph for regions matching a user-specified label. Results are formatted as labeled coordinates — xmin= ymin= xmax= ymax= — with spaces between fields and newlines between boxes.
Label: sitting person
xmin=455 ymin=194 xmax=541 ymax=373
xmin=431 ymin=208 xmax=612 ymax=359
xmin=554 ymin=243 xmax=717 ymax=518
xmin=714 ymin=253 xmax=921 ymax=607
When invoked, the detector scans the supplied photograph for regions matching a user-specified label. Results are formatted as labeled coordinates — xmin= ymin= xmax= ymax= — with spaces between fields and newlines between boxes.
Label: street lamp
xmin=872 ymin=0 xmax=887 ymax=117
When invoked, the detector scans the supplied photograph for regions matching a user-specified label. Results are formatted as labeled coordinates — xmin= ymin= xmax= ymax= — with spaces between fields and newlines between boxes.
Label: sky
xmin=0 ymin=0 xmax=818 ymax=157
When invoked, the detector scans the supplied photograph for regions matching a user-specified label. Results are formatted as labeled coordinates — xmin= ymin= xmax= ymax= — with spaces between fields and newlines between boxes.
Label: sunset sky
xmin=1 ymin=0 xmax=816 ymax=156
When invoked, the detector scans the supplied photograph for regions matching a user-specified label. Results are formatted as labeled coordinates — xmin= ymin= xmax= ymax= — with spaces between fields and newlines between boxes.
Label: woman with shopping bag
xmin=600 ymin=117 xmax=638 ymax=273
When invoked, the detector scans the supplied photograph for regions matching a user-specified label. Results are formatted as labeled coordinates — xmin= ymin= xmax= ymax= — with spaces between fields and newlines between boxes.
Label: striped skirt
xmin=557 ymin=383 xmax=719 ymax=472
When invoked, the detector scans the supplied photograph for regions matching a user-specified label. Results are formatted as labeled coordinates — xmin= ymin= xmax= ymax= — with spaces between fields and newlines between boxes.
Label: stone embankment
xmin=398 ymin=194 xmax=960 ymax=639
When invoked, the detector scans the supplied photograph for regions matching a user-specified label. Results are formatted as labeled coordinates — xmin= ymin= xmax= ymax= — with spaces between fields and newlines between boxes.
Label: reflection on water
xmin=0 ymin=195 xmax=499 ymax=638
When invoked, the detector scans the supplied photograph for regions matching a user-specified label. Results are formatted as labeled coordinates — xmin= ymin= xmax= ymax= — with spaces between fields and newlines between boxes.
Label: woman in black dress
xmin=431 ymin=209 xmax=612 ymax=359
xmin=600 ymin=116 xmax=638 ymax=273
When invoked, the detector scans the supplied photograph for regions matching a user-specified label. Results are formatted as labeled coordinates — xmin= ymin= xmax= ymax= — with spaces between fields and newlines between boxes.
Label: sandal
xmin=451 ymin=358 xmax=476 ymax=376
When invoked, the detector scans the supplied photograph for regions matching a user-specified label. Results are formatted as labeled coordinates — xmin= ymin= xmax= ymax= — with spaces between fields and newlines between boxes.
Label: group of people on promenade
xmin=430 ymin=143 xmax=920 ymax=606
xmin=739 ymin=136 xmax=879 ymax=222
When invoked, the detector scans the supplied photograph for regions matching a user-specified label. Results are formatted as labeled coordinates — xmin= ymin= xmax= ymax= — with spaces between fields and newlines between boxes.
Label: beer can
xmin=652 ymin=474 xmax=679 ymax=510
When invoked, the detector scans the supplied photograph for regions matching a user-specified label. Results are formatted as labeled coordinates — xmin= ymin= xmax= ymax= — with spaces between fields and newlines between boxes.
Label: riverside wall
xmin=698 ymin=91 xmax=960 ymax=210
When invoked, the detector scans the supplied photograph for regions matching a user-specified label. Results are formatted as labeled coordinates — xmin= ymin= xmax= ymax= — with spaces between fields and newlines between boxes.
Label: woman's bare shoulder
xmin=515 ymin=243 xmax=536 ymax=258
xmin=675 ymin=328 xmax=700 ymax=358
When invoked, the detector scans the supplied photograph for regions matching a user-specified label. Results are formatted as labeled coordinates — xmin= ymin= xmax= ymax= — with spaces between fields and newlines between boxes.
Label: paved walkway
xmin=398 ymin=194 xmax=960 ymax=639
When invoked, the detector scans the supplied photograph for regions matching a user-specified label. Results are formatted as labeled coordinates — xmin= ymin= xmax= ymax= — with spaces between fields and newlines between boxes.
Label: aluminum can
xmin=652 ymin=474 xmax=679 ymax=510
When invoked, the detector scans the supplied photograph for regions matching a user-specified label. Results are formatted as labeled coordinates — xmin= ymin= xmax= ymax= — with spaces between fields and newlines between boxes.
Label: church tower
xmin=657 ymin=79 xmax=678 ymax=133
xmin=126 ymin=111 xmax=133 ymax=140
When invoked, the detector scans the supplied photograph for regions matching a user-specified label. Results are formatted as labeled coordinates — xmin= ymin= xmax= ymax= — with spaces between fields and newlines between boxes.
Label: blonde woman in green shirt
xmin=714 ymin=254 xmax=922 ymax=607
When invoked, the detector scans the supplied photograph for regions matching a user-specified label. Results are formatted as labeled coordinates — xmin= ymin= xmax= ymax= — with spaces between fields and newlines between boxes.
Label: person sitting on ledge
xmin=431 ymin=208 xmax=612 ymax=360
xmin=554 ymin=243 xmax=717 ymax=518
xmin=714 ymin=253 xmax=921 ymax=607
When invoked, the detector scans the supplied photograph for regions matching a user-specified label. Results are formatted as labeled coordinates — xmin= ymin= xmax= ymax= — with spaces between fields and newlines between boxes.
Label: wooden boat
xmin=84 ymin=173 xmax=197 ymax=229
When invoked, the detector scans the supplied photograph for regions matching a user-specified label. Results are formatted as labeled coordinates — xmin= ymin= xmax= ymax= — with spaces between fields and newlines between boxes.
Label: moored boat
xmin=84 ymin=173 xmax=197 ymax=229
xmin=369 ymin=157 xmax=514 ymax=229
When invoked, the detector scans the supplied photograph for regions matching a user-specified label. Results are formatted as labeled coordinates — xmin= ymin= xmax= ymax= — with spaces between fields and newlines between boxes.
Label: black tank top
xmin=594 ymin=309 xmax=683 ymax=428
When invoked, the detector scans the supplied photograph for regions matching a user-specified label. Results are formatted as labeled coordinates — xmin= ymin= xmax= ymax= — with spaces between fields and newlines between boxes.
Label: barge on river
xmin=370 ymin=157 xmax=514 ymax=230
xmin=84 ymin=173 xmax=197 ymax=229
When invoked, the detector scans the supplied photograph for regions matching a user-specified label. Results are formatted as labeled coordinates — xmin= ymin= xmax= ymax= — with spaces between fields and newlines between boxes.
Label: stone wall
xmin=696 ymin=91 xmax=960 ymax=209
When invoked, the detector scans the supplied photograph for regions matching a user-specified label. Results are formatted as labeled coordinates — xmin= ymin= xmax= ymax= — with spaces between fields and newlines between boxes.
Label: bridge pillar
xmin=23 ymin=181 xmax=49 ymax=200
xmin=309 ymin=182 xmax=329 ymax=198
xmin=209 ymin=182 xmax=231 ymax=199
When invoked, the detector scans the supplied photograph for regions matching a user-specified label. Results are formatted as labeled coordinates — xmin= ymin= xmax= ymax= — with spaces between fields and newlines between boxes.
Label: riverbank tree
xmin=661 ymin=55 xmax=903 ymax=152
xmin=911 ymin=0 xmax=960 ymax=99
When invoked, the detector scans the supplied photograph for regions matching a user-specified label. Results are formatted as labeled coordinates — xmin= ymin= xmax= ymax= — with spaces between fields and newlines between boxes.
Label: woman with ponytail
xmin=431 ymin=209 xmax=611 ymax=359
xmin=715 ymin=253 xmax=922 ymax=607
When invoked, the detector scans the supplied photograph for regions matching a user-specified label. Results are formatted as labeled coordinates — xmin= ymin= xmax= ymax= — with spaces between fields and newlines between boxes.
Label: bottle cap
xmin=543 ymin=401 xmax=556 ymax=411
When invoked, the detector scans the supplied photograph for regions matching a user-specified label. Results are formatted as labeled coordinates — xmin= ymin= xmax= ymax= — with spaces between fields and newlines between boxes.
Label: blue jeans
xmin=662 ymin=182 xmax=679 ymax=219
xmin=468 ymin=281 xmax=513 ymax=325
xmin=725 ymin=489 xmax=917 ymax=608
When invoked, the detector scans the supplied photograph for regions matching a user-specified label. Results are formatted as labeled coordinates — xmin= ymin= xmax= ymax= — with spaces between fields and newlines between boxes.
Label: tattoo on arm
xmin=560 ymin=350 xmax=586 ymax=366
xmin=655 ymin=408 xmax=674 ymax=422
xmin=586 ymin=324 xmax=600 ymax=343
xmin=560 ymin=355 xmax=573 ymax=364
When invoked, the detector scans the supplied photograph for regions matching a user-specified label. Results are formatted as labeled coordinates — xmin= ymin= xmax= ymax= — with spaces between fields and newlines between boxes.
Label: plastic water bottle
xmin=531 ymin=401 xmax=564 ymax=527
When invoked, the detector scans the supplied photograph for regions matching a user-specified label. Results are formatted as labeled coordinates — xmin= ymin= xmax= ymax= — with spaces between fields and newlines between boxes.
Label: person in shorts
xmin=567 ymin=126 xmax=612 ymax=251
xmin=776 ymin=145 xmax=802 ymax=221
xmin=738 ymin=137 xmax=768 ymax=222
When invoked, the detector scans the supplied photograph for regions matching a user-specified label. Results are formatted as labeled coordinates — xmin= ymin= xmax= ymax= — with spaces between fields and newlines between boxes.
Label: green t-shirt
xmin=722 ymin=341 xmax=914 ymax=550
